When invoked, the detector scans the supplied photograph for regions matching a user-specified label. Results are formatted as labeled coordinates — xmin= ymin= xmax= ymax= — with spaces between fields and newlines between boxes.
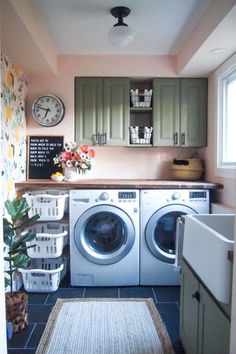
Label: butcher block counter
xmin=15 ymin=179 xmax=222 ymax=190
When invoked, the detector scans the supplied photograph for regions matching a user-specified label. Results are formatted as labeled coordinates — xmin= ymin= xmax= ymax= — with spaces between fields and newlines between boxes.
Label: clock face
xmin=32 ymin=94 xmax=65 ymax=127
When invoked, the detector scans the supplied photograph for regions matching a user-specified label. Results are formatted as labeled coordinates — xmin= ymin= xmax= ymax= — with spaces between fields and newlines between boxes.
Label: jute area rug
xmin=36 ymin=298 xmax=175 ymax=354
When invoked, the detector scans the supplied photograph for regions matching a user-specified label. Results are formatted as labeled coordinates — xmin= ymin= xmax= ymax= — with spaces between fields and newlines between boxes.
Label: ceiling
xmin=2 ymin=0 xmax=236 ymax=77
xmin=31 ymin=0 xmax=213 ymax=55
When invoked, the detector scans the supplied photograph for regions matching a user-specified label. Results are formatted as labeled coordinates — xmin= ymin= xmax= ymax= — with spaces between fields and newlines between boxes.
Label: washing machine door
xmin=74 ymin=205 xmax=135 ymax=265
xmin=145 ymin=204 xmax=197 ymax=264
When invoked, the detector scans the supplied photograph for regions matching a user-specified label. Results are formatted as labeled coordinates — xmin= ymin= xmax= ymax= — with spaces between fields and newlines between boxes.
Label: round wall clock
xmin=32 ymin=94 xmax=65 ymax=127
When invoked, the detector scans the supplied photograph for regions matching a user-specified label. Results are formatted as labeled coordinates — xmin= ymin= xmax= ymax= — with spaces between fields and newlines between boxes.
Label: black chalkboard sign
xmin=27 ymin=136 xmax=64 ymax=179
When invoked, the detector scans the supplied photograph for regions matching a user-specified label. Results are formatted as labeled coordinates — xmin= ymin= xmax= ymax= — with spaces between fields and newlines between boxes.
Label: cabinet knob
xmin=192 ymin=290 xmax=200 ymax=302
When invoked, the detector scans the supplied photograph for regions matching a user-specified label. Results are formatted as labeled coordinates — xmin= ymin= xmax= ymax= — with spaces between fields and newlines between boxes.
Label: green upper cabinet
xmin=75 ymin=77 xmax=129 ymax=146
xmin=153 ymin=78 xmax=180 ymax=146
xmin=153 ymin=78 xmax=207 ymax=147
xmin=75 ymin=78 xmax=103 ymax=145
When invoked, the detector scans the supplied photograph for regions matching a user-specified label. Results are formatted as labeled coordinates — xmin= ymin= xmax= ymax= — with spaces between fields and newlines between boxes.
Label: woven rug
xmin=36 ymin=298 xmax=175 ymax=354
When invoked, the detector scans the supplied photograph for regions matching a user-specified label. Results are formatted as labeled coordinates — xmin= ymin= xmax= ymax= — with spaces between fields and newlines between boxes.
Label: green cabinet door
xmin=153 ymin=78 xmax=180 ymax=146
xmin=75 ymin=77 xmax=103 ymax=145
xmin=153 ymin=78 xmax=207 ymax=147
xmin=103 ymin=78 xmax=129 ymax=146
xmin=180 ymin=260 xmax=199 ymax=354
xmin=75 ymin=77 xmax=129 ymax=146
xmin=180 ymin=79 xmax=207 ymax=147
xmin=198 ymin=285 xmax=230 ymax=354
xmin=180 ymin=260 xmax=230 ymax=354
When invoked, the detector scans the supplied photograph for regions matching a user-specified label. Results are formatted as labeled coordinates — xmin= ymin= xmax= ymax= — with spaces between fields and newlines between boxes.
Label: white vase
xmin=64 ymin=167 xmax=85 ymax=181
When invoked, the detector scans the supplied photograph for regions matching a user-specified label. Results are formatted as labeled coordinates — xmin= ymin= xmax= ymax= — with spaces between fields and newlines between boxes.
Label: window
xmin=216 ymin=56 xmax=236 ymax=177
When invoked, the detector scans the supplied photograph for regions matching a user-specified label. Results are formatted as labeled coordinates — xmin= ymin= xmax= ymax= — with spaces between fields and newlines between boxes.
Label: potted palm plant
xmin=3 ymin=197 xmax=39 ymax=333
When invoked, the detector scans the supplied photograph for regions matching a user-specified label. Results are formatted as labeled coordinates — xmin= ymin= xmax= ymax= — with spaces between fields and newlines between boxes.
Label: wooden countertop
xmin=15 ymin=179 xmax=223 ymax=190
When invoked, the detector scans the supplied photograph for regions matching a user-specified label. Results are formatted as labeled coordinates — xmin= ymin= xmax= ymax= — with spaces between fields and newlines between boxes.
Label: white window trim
xmin=215 ymin=53 xmax=236 ymax=178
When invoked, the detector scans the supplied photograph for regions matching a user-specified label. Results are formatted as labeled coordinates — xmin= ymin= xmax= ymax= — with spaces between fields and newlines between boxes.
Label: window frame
xmin=215 ymin=54 xmax=236 ymax=178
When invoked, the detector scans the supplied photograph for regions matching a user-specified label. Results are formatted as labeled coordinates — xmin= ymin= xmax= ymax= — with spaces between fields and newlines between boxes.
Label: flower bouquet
xmin=53 ymin=142 xmax=95 ymax=180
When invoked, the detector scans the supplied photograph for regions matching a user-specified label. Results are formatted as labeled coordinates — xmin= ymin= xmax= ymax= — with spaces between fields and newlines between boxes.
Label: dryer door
xmin=74 ymin=205 xmax=135 ymax=265
xmin=145 ymin=204 xmax=197 ymax=264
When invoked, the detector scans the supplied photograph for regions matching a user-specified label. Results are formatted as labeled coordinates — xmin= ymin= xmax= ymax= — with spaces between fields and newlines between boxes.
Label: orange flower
xmin=73 ymin=152 xmax=80 ymax=161
xmin=88 ymin=149 xmax=95 ymax=158
xmin=80 ymin=144 xmax=88 ymax=153
xmin=62 ymin=151 xmax=72 ymax=160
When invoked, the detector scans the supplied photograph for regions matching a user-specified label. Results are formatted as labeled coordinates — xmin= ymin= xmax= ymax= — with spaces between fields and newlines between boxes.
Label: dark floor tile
xmin=165 ymin=320 xmax=182 ymax=346
xmin=84 ymin=287 xmax=118 ymax=298
xmin=153 ymin=286 xmax=180 ymax=303
xmin=155 ymin=303 xmax=180 ymax=322
xmin=119 ymin=286 xmax=154 ymax=298
xmin=8 ymin=350 xmax=36 ymax=354
xmin=28 ymin=304 xmax=53 ymax=323
xmin=26 ymin=323 xmax=45 ymax=349
xmin=7 ymin=324 xmax=35 ymax=349
xmin=46 ymin=287 xmax=85 ymax=304
xmin=28 ymin=293 xmax=48 ymax=305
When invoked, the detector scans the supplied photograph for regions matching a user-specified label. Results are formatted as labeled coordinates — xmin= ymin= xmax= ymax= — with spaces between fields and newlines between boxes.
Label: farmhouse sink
xmin=183 ymin=214 xmax=235 ymax=304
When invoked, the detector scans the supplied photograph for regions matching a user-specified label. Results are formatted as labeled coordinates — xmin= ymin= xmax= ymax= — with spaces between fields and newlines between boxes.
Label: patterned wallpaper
xmin=1 ymin=53 xmax=27 ymax=201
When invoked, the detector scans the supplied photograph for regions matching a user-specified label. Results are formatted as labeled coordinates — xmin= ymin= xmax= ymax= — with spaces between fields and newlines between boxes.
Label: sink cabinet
xmin=153 ymin=78 xmax=207 ymax=147
xmin=180 ymin=259 xmax=230 ymax=354
xmin=75 ymin=77 xmax=129 ymax=146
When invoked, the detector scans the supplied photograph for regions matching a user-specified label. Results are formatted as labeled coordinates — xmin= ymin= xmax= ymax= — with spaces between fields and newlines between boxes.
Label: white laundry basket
xmin=24 ymin=222 xmax=69 ymax=258
xmin=19 ymin=264 xmax=64 ymax=293
xmin=23 ymin=190 xmax=69 ymax=221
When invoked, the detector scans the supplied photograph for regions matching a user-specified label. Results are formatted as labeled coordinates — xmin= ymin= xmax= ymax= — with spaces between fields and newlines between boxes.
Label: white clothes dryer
xmin=140 ymin=189 xmax=209 ymax=285
xmin=70 ymin=189 xmax=139 ymax=286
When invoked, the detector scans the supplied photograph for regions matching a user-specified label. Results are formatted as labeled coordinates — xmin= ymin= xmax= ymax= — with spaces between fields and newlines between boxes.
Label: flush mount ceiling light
xmin=108 ymin=6 xmax=134 ymax=46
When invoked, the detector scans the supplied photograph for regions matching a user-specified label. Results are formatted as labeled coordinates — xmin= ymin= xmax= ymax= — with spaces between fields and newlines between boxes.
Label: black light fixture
xmin=108 ymin=6 xmax=134 ymax=46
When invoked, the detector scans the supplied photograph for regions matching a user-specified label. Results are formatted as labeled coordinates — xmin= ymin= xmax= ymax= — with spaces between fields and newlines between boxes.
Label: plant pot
xmin=5 ymin=291 xmax=28 ymax=333
xmin=64 ymin=167 xmax=86 ymax=181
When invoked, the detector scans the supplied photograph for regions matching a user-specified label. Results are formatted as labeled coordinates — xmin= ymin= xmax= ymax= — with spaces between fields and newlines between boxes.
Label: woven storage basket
xmin=170 ymin=158 xmax=203 ymax=181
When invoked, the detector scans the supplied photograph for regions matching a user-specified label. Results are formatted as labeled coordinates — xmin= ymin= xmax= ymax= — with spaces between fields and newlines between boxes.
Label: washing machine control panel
xmin=96 ymin=191 xmax=138 ymax=203
xmin=118 ymin=191 xmax=136 ymax=200
xmin=171 ymin=192 xmax=180 ymax=200
xmin=99 ymin=192 xmax=109 ymax=201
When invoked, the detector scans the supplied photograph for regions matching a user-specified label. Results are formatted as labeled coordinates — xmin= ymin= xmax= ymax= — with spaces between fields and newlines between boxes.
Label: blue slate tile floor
xmin=7 ymin=275 xmax=185 ymax=354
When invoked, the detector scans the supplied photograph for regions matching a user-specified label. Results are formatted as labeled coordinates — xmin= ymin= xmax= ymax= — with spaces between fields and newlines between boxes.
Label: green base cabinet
xmin=153 ymin=78 xmax=207 ymax=147
xmin=75 ymin=77 xmax=129 ymax=146
xmin=180 ymin=260 xmax=230 ymax=354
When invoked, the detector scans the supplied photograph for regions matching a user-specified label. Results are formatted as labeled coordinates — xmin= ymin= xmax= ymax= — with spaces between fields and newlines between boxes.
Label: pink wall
xmin=26 ymin=55 xmax=201 ymax=180
xmin=201 ymin=60 xmax=236 ymax=209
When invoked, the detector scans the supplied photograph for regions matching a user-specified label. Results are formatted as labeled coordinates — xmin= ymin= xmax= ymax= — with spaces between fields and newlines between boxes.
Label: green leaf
xmin=5 ymin=278 xmax=11 ymax=288
xmin=5 ymin=199 xmax=31 ymax=223
xmin=13 ymin=253 xmax=30 ymax=269
xmin=12 ymin=231 xmax=36 ymax=250
xmin=16 ymin=214 xmax=40 ymax=230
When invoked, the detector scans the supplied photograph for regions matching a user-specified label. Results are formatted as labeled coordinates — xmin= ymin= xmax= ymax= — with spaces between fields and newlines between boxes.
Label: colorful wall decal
xmin=1 ymin=53 xmax=27 ymax=201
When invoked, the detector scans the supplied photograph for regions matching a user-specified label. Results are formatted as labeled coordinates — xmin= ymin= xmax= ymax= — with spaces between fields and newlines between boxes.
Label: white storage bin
xmin=23 ymin=190 xmax=69 ymax=221
xmin=24 ymin=222 xmax=69 ymax=258
xmin=19 ymin=263 xmax=64 ymax=293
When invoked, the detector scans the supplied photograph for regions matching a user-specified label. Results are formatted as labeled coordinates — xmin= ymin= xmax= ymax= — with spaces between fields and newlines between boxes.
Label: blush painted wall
xmin=25 ymin=55 xmax=201 ymax=180
xmin=201 ymin=54 xmax=236 ymax=209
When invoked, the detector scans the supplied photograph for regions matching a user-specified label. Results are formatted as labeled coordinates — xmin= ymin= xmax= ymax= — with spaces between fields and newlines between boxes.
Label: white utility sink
xmin=183 ymin=214 xmax=235 ymax=304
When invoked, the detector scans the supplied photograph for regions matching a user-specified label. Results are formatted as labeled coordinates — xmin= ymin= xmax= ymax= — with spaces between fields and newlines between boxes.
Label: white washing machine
xmin=70 ymin=189 xmax=139 ymax=286
xmin=140 ymin=189 xmax=209 ymax=285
